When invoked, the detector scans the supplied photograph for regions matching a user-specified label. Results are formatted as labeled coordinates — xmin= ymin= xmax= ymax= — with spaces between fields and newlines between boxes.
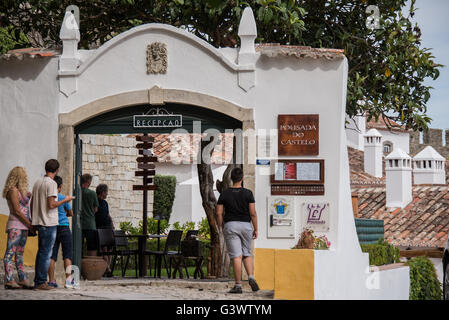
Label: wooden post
xmin=133 ymin=134 xmax=157 ymax=277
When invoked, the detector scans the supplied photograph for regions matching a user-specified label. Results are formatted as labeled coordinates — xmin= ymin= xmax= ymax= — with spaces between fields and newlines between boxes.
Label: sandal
xmin=18 ymin=281 xmax=34 ymax=289
xmin=4 ymin=282 xmax=21 ymax=289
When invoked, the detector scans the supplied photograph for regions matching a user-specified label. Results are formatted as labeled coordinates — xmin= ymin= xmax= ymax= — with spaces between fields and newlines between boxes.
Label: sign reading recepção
xmin=278 ymin=114 xmax=319 ymax=155
xmin=133 ymin=114 xmax=182 ymax=128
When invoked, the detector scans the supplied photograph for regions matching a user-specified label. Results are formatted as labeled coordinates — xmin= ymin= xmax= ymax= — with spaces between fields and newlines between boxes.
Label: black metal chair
xmin=97 ymin=228 xmax=116 ymax=277
xmin=185 ymin=230 xmax=199 ymax=240
xmin=112 ymin=230 xmax=139 ymax=277
xmin=174 ymin=230 xmax=204 ymax=279
xmin=145 ymin=230 xmax=183 ymax=278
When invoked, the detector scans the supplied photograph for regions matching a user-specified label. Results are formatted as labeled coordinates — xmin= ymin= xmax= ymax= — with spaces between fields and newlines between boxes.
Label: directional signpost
xmin=133 ymin=134 xmax=157 ymax=276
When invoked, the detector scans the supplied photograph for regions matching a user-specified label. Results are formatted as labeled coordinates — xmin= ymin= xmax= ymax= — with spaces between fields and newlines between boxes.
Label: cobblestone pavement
xmin=0 ymin=260 xmax=273 ymax=300
xmin=0 ymin=278 xmax=274 ymax=300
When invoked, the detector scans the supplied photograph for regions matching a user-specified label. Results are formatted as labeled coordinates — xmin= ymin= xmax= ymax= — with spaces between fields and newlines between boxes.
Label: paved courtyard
xmin=0 ymin=257 xmax=272 ymax=300
xmin=0 ymin=278 xmax=273 ymax=300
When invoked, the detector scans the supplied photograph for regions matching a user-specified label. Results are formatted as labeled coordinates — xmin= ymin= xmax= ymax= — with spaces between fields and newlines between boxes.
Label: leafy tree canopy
xmin=0 ymin=0 xmax=441 ymax=131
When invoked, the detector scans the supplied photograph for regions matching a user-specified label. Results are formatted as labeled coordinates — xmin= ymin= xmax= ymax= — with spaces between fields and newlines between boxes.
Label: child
xmin=47 ymin=176 xmax=78 ymax=289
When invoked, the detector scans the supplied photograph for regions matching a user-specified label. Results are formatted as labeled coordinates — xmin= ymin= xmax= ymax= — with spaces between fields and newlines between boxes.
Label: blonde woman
xmin=2 ymin=167 xmax=34 ymax=289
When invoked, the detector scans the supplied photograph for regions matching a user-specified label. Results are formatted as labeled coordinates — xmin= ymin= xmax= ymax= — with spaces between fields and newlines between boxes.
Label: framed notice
xmin=271 ymin=159 xmax=324 ymax=184
xmin=278 ymin=114 xmax=319 ymax=156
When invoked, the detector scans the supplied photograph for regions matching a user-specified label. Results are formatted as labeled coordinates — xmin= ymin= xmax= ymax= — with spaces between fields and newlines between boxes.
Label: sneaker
xmin=48 ymin=281 xmax=58 ymax=288
xmin=228 ymin=285 xmax=243 ymax=294
xmin=34 ymin=283 xmax=54 ymax=290
xmin=248 ymin=277 xmax=260 ymax=292
xmin=64 ymin=279 xmax=80 ymax=290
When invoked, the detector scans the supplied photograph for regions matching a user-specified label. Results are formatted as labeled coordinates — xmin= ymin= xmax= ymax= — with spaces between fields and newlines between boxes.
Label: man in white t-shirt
xmin=31 ymin=159 xmax=74 ymax=290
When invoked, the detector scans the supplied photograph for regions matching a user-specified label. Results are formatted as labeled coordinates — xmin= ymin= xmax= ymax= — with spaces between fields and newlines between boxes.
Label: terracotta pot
xmin=81 ymin=256 xmax=108 ymax=280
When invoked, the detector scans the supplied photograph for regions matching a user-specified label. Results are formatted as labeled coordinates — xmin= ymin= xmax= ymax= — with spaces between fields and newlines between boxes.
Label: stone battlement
xmin=410 ymin=128 xmax=449 ymax=159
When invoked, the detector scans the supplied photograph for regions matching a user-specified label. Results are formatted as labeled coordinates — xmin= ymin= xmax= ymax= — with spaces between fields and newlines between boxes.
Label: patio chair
xmin=97 ymin=228 xmax=116 ymax=277
xmin=145 ymin=230 xmax=183 ymax=278
xmin=112 ymin=230 xmax=139 ymax=277
xmin=173 ymin=230 xmax=204 ymax=279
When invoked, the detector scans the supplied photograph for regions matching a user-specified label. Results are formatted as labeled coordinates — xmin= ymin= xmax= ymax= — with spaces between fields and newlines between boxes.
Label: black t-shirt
xmin=217 ymin=187 xmax=255 ymax=223
xmin=96 ymin=199 xmax=113 ymax=229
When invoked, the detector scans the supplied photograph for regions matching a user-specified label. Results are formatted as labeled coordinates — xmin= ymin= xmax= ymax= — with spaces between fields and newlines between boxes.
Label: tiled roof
xmin=366 ymin=117 xmax=409 ymax=133
xmin=129 ymin=133 xmax=234 ymax=164
xmin=355 ymin=186 xmax=449 ymax=248
xmin=0 ymin=48 xmax=59 ymax=61
xmin=256 ymin=44 xmax=345 ymax=60
xmin=348 ymin=147 xmax=385 ymax=187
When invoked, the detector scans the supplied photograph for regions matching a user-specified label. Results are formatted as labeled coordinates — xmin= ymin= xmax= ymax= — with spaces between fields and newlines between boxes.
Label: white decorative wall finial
xmin=237 ymin=7 xmax=257 ymax=92
xmin=59 ymin=10 xmax=81 ymax=97
xmin=60 ymin=11 xmax=80 ymax=41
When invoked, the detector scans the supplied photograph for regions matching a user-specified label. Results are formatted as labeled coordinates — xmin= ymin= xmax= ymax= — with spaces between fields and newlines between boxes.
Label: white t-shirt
xmin=31 ymin=176 xmax=58 ymax=226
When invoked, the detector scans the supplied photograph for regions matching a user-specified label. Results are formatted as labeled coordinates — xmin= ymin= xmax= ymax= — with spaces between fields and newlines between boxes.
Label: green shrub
xmin=153 ymin=175 xmax=177 ymax=221
xmin=360 ymin=239 xmax=400 ymax=266
xmin=407 ymin=257 xmax=442 ymax=300
xmin=172 ymin=221 xmax=196 ymax=237
xmin=198 ymin=217 xmax=210 ymax=241
xmin=120 ymin=217 xmax=170 ymax=235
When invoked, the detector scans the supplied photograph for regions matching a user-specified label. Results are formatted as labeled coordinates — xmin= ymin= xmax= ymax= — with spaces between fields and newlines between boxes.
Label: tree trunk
xmin=197 ymin=134 xmax=222 ymax=278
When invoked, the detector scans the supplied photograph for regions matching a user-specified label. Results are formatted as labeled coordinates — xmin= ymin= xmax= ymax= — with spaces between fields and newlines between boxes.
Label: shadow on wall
xmin=256 ymin=54 xmax=341 ymax=72
xmin=0 ymin=58 xmax=54 ymax=81
xmin=0 ymin=214 xmax=37 ymax=266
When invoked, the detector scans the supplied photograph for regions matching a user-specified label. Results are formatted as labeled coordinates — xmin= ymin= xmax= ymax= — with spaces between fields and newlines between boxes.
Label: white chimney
xmin=385 ymin=148 xmax=412 ymax=209
xmin=413 ymin=146 xmax=446 ymax=185
xmin=364 ymin=128 xmax=383 ymax=178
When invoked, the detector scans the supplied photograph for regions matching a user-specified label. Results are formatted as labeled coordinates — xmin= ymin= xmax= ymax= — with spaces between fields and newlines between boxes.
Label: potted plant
xmin=293 ymin=228 xmax=331 ymax=250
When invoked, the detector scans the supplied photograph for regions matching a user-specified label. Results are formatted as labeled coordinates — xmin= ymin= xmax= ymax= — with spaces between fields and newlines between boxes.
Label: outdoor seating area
xmin=97 ymin=228 xmax=205 ymax=280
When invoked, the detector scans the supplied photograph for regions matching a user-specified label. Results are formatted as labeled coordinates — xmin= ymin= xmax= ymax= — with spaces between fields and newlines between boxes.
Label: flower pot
xmin=81 ymin=256 xmax=108 ymax=280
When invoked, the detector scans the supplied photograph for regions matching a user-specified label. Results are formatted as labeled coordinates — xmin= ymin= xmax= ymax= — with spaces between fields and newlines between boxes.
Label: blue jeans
xmin=34 ymin=226 xmax=57 ymax=286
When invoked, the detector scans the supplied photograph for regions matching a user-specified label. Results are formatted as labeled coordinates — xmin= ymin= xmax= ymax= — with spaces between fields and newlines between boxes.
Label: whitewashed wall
xmin=0 ymin=57 xmax=60 ymax=216
xmin=380 ymin=130 xmax=410 ymax=154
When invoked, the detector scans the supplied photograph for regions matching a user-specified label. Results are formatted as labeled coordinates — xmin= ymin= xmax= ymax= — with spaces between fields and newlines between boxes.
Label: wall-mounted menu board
xmin=271 ymin=159 xmax=324 ymax=184
xmin=270 ymin=159 xmax=325 ymax=195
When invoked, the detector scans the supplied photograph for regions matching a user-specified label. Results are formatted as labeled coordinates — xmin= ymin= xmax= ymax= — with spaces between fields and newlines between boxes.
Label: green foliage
xmin=0 ymin=0 xmax=440 ymax=130
xmin=0 ymin=25 xmax=29 ymax=54
xmin=360 ymin=239 xmax=400 ymax=266
xmin=198 ymin=217 xmax=211 ymax=241
xmin=153 ymin=175 xmax=176 ymax=221
xmin=119 ymin=217 xmax=170 ymax=235
xmin=407 ymin=257 xmax=442 ymax=300
xmin=172 ymin=221 xmax=196 ymax=237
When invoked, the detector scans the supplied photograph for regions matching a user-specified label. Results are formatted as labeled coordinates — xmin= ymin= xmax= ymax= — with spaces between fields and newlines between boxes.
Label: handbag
xmin=28 ymin=226 xmax=37 ymax=237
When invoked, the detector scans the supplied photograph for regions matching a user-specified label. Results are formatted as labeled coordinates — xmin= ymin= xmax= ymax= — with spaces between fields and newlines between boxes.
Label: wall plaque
xmin=302 ymin=203 xmax=330 ymax=232
xmin=278 ymin=114 xmax=319 ymax=155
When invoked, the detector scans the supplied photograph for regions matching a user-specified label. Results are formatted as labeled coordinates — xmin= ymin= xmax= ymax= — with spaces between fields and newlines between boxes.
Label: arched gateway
xmin=0 ymin=8 xmax=410 ymax=299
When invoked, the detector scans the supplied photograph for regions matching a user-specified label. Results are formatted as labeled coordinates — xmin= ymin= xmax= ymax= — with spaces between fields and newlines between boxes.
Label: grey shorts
xmin=223 ymin=221 xmax=253 ymax=259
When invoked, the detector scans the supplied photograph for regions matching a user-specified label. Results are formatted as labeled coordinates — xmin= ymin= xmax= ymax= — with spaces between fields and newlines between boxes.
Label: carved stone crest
xmin=146 ymin=42 xmax=167 ymax=74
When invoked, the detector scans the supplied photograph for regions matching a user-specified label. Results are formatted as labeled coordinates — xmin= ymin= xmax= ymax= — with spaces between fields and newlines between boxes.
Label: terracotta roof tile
xmin=0 ymin=48 xmax=59 ymax=61
xmin=356 ymin=186 xmax=449 ymax=248
xmin=256 ymin=44 xmax=345 ymax=60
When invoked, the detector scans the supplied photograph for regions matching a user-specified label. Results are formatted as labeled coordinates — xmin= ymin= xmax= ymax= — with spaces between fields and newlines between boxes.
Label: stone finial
xmin=60 ymin=11 xmax=80 ymax=41
xmin=59 ymin=10 xmax=80 ymax=97
xmin=237 ymin=7 xmax=257 ymax=92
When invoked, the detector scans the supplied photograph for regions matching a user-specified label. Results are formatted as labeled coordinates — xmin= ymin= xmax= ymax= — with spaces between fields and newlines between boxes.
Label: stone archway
xmin=57 ymin=86 xmax=255 ymax=197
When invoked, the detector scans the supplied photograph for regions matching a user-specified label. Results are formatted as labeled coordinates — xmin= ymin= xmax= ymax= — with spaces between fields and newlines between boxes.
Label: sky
xmin=408 ymin=0 xmax=449 ymax=129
